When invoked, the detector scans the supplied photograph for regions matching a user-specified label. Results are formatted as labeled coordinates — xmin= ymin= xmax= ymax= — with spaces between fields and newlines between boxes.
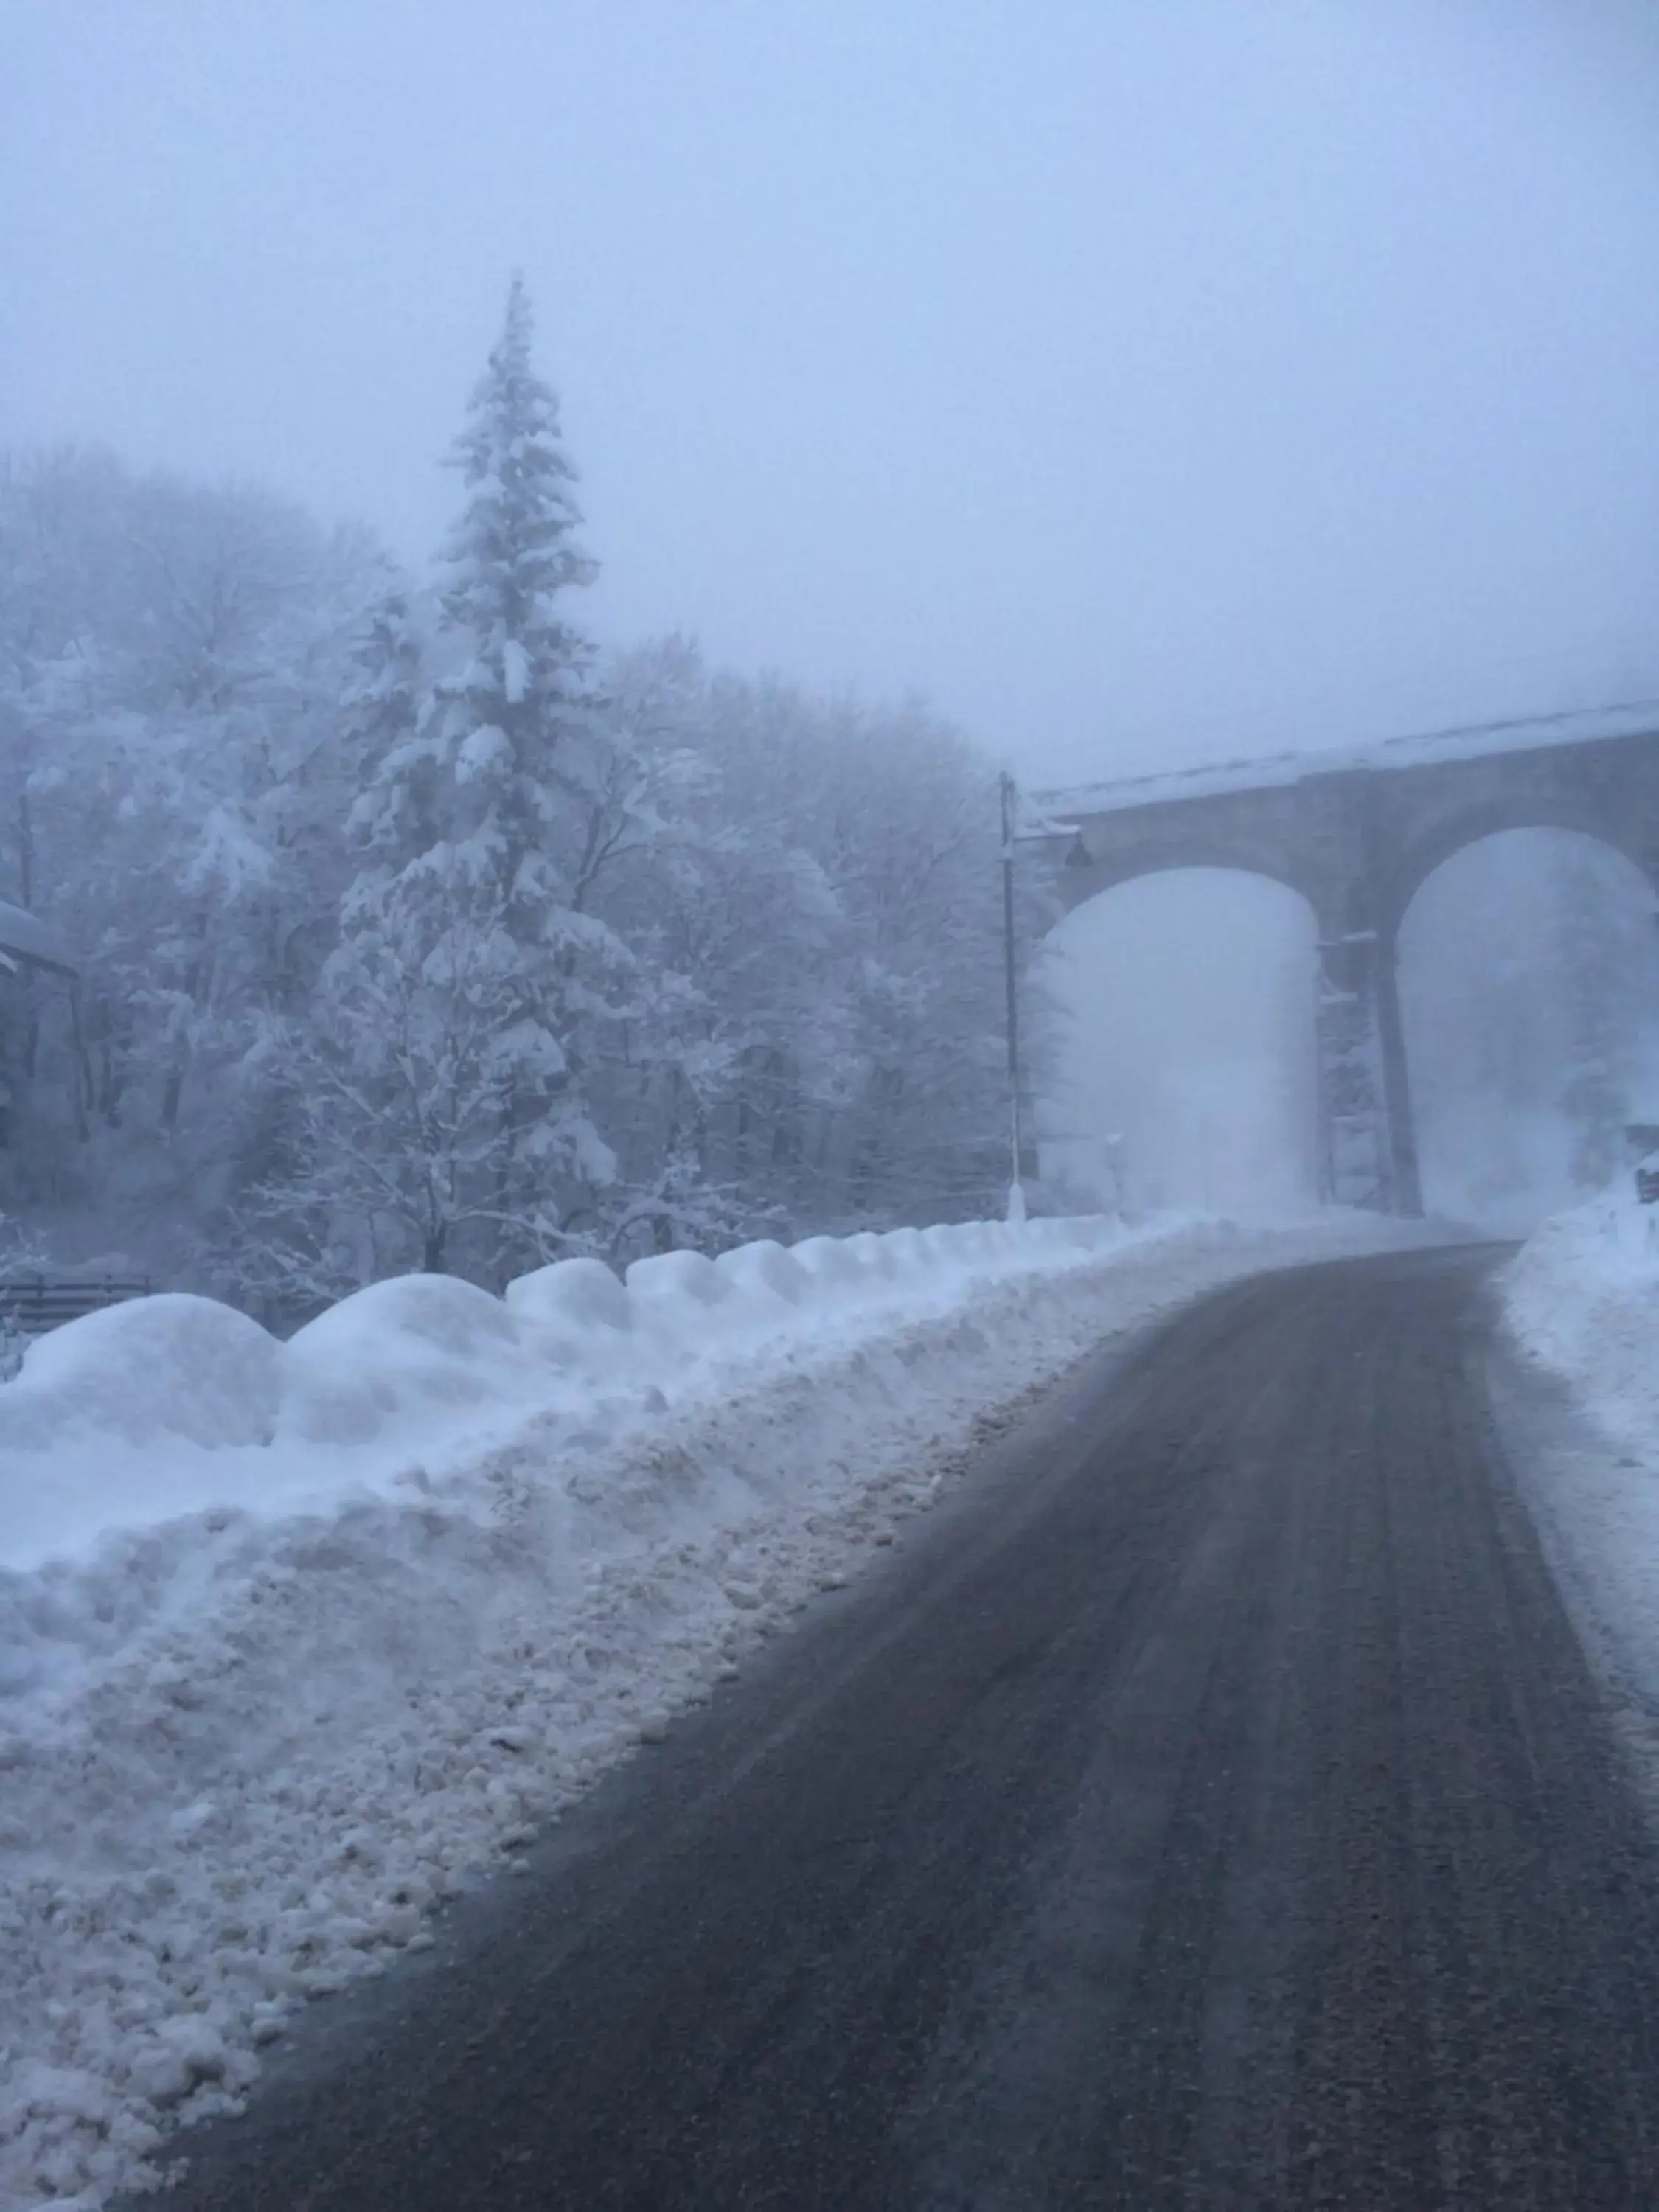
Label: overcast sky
xmin=7 ymin=0 xmax=1659 ymax=785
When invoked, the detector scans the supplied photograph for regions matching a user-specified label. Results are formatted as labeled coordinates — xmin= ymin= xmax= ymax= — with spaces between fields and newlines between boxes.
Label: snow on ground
xmin=1500 ymin=1189 xmax=1659 ymax=1731
xmin=1 ymin=1207 xmax=1419 ymax=2210
xmin=1503 ymin=1185 xmax=1659 ymax=1458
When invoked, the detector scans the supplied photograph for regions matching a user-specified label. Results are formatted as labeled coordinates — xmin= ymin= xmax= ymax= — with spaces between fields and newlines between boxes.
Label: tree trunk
xmin=161 ymin=910 xmax=213 ymax=1132
xmin=66 ymin=982 xmax=92 ymax=1143
xmin=16 ymin=787 xmax=38 ymax=1085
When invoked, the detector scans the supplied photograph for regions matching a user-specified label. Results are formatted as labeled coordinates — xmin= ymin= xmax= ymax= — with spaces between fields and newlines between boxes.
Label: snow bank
xmin=0 ymin=1296 xmax=281 ymax=1455
xmin=0 ymin=1208 xmax=1412 ymax=2208
xmin=1503 ymin=1186 xmax=1659 ymax=1459
xmin=0 ymin=1218 xmax=1128 ymax=1577
xmin=1498 ymin=1188 xmax=1659 ymax=1824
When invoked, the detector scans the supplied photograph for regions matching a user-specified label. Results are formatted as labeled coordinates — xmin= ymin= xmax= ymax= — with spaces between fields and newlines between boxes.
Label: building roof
xmin=0 ymin=901 xmax=77 ymax=977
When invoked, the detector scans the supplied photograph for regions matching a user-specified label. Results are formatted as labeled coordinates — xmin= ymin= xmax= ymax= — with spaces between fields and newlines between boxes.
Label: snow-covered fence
xmin=0 ymin=1278 xmax=153 ymax=1382
xmin=0 ymin=1271 xmax=152 ymax=1337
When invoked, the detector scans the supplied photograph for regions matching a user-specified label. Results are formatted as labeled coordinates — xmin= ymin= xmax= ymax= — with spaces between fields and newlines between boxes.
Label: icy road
xmin=136 ymin=1246 xmax=1659 ymax=2210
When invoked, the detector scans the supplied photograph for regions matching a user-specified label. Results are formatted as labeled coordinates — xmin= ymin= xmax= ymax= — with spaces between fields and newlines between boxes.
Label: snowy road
xmin=134 ymin=1245 xmax=1659 ymax=2210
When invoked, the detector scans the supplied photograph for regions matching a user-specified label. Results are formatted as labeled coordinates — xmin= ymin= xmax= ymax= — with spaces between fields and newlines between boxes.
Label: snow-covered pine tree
xmin=235 ymin=561 xmax=523 ymax=1297
xmin=424 ymin=274 xmax=627 ymax=1263
xmin=435 ymin=274 xmax=597 ymax=877
xmin=228 ymin=576 xmax=433 ymax=1299
xmin=338 ymin=568 xmax=425 ymax=836
xmin=245 ymin=281 xmax=629 ymax=1293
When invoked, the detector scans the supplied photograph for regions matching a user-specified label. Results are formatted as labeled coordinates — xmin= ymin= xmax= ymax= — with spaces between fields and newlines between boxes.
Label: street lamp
xmin=998 ymin=774 xmax=1025 ymax=1220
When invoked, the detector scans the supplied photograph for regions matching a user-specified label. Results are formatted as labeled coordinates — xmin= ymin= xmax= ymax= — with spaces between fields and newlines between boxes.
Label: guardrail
xmin=0 ymin=1275 xmax=153 ymax=1335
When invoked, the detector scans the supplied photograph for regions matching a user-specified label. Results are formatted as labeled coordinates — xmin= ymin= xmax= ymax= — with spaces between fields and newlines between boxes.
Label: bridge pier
xmin=1315 ymin=933 xmax=1389 ymax=1211
xmin=1314 ymin=927 xmax=1422 ymax=1217
xmin=1373 ymin=928 xmax=1424 ymax=1217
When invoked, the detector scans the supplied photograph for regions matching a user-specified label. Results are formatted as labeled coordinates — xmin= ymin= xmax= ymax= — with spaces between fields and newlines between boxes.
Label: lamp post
xmin=999 ymin=773 xmax=1026 ymax=1222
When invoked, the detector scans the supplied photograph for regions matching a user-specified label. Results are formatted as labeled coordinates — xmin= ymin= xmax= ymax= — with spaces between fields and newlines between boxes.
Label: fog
xmin=9 ymin=1 xmax=1659 ymax=784
xmin=1039 ymin=874 xmax=1318 ymax=1219
xmin=4 ymin=3 xmax=1659 ymax=1267
xmin=1401 ymin=832 xmax=1659 ymax=1229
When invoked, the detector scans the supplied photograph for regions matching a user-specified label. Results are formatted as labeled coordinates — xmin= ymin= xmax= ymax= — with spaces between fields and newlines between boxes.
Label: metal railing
xmin=0 ymin=1274 xmax=153 ymax=1335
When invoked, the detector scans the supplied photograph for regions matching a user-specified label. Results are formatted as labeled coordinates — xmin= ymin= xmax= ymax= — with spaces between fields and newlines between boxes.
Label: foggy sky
xmin=7 ymin=0 xmax=1659 ymax=785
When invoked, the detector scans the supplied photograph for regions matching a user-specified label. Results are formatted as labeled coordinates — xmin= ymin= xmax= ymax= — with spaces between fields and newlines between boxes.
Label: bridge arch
xmin=1040 ymin=866 xmax=1321 ymax=1214
xmin=1057 ymin=837 xmax=1326 ymax=930
xmin=1052 ymin=826 xmax=1405 ymax=1209
xmin=1380 ymin=799 xmax=1659 ymax=940
xmin=1396 ymin=826 xmax=1659 ymax=1222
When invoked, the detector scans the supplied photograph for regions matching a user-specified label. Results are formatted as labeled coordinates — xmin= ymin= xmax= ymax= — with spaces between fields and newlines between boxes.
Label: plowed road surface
xmin=151 ymin=1247 xmax=1659 ymax=2210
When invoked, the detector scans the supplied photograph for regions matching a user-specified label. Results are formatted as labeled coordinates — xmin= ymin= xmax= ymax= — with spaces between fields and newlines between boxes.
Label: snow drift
xmin=1503 ymin=1184 xmax=1659 ymax=1460
xmin=1500 ymin=1191 xmax=1659 ymax=1718
xmin=1 ymin=1208 xmax=1411 ymax=2209
xmin=1 ymin=1218 xmax=1113 ymax=1577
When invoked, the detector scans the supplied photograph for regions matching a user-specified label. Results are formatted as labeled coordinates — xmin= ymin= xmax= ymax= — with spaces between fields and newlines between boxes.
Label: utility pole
xmin=1000 ymin=771 xmax=1026 ymax=1222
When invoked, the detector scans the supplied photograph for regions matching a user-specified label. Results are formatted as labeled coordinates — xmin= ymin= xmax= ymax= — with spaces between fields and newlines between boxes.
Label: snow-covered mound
xmin=0 ymin=1208 xmax=1411 ymax=2210
xmin=1504 ymin=1186 xmax=1659 ymax=1458
xmin=1 ymin=1219 xmax=1108 ymax=1576
xmin=1499 ymin=1186 xmax=1659 ymax=1802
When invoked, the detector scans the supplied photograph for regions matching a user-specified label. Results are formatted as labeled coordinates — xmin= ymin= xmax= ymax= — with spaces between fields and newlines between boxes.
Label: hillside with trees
xmin=0 ymin=283 xmax=1032 ymax=1309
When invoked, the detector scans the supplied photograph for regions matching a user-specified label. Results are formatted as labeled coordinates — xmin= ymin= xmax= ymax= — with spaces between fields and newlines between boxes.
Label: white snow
xmin=1503 ymin=1184 xmax=1659 ymax=1458
xmin=498 ymin=636 xmax=532 ymax=705
xmin=1 ymin=1207 xmax=1419 ymax=2209
xmin=1500 ymin=1188 xmax=1659 ymax=1722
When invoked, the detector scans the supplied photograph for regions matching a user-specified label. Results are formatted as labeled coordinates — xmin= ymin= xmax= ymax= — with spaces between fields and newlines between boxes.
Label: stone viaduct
xmin=1031 ymin=706 xmax=1659 ymax=1214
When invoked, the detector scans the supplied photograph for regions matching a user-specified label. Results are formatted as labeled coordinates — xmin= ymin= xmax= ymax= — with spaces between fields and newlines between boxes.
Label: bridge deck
xmin=1032 ymin=699 xmax=1659 ymax=820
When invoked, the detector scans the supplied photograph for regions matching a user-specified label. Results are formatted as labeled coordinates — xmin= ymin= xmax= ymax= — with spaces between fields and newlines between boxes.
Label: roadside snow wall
xmin=3 ymin=1219 xmax=1139 ymax=1578
xmin=0 ymin=1209 xmax=1402 ymax=2209
xmin=1504 ymin=1189 xmax=1659 ymax=1459
xmin=1495 ymin=1186 xmax=1659 ymax=1857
